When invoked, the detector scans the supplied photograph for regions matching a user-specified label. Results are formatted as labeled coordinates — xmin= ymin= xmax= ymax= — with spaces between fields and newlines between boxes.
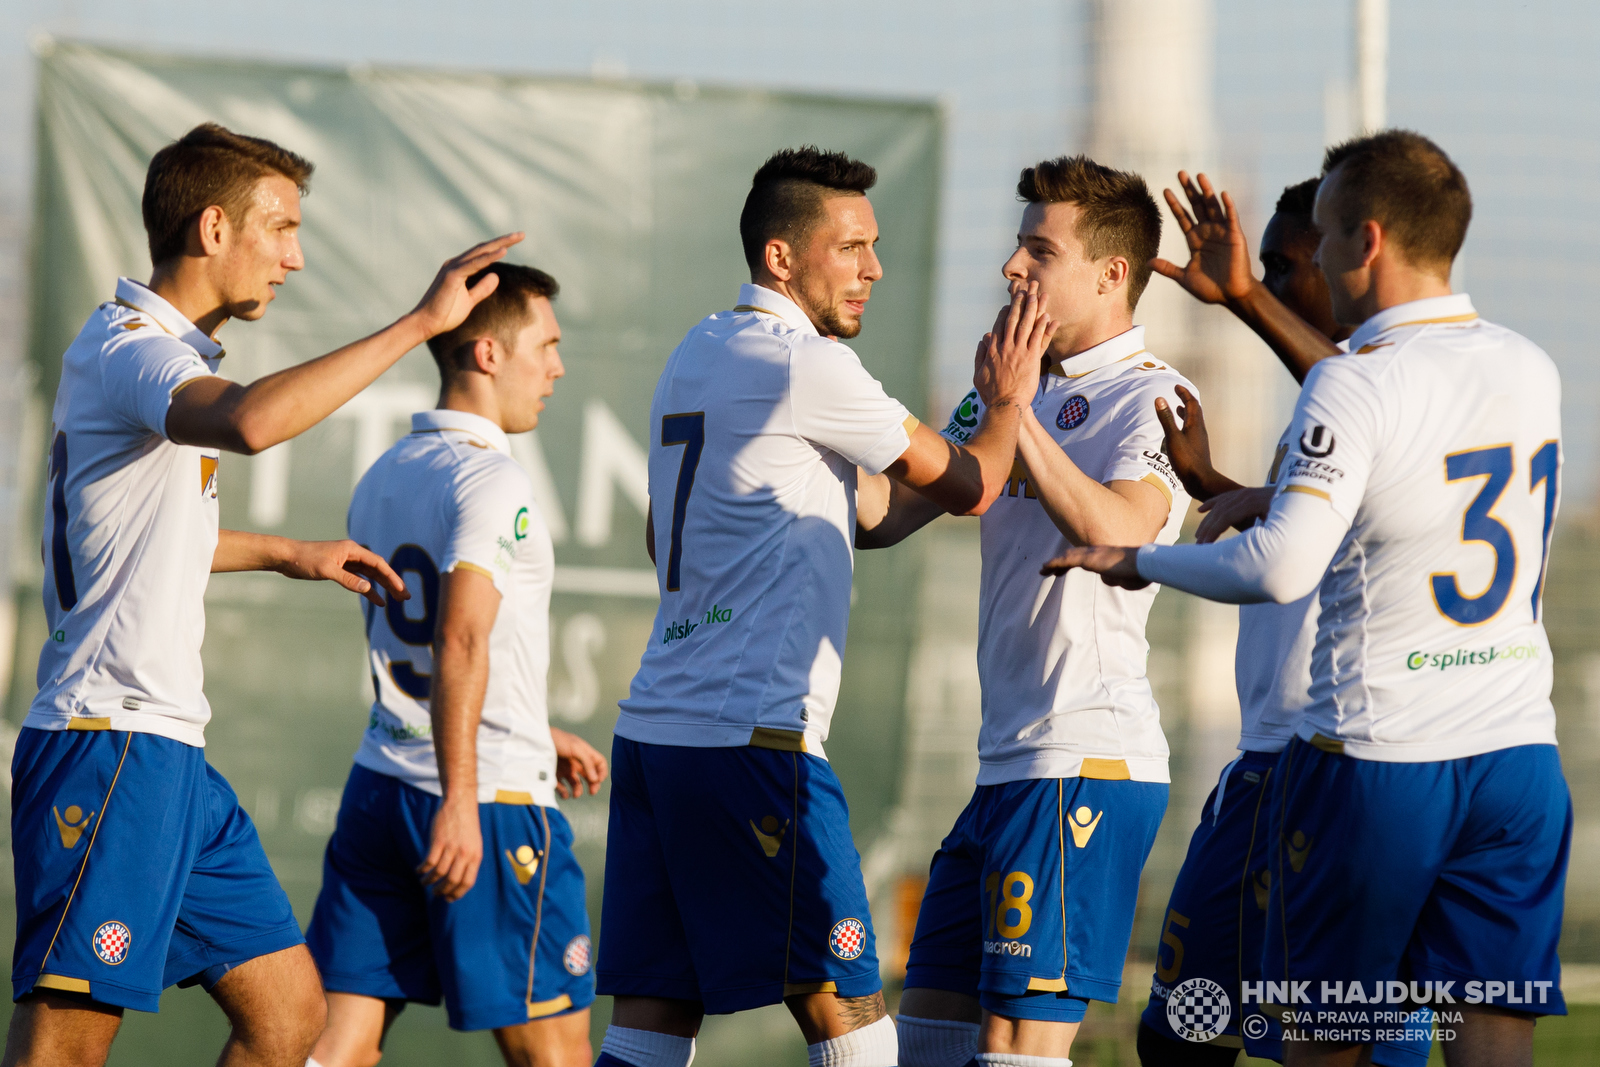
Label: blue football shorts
xmin=305 ymin=763 xmax=594 ymax=1032
xmin=905 ymin=776 xmax=1167 ymax=1023
xmin=10 ymin=727 xmax=303 ymax=1012
xmin=595 ymin=737 xmax=880 ymax=1014
xmin=1263 ymin=737 xmax=1570 ymax=1032
xmin=1139 ymin=749 xmax=1432 ymax=1066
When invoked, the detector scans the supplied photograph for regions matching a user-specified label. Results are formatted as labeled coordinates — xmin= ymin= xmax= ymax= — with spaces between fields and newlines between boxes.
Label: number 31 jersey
xmin=347 ymin=408 xmax=559 ymax=806
xmin=1281 ymin=294 xmax=1561 ymax=760
xmin=616 ymin=284 xmax=912 ymax=756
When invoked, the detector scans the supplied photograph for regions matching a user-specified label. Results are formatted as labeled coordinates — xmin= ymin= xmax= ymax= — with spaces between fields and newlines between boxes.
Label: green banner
xmin=9 ymin=40 xmax=939 ymax=1063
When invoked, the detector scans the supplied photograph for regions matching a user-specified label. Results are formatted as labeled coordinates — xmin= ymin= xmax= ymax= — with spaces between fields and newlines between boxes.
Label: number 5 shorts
xmin=10 ymin=727 xmax=304 ymax=1011
xmin=905 ymin=776 xmax=1167 ymax=1023
xmin=595 ymin=737 xmax=881 ymax=1013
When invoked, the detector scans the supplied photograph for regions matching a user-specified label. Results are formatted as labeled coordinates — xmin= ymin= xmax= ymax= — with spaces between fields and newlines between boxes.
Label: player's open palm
xmin=419 ymin=799 xmax=483 ymax=902
xmin=411 ymin=232 xmax=525 ymax=338
xmin=274 ymin=539 xmax=407 ymax=607
xmin=1150 ymin=171 xmax=1255 ymax=305
xmin=1154 ymin=385 xmax=1217 ymax=499
xmin=1196 ymin=485 xmax=1276 ymax=543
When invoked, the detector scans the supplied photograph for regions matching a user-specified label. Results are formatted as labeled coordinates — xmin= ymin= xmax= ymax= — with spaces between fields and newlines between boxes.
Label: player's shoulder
xmin=448 ymin=442 xmax=532 ymax=498
xmin=95 ymin=301 xmax=203 ymax=366
xmin=1087 ymin=355 xmax=1195 ymax=419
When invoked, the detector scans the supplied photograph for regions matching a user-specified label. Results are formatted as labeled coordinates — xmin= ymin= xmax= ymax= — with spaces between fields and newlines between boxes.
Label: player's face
xmin=1003 ymin=201 xmax=1114 ymax=358
xmin=1311 ymin=168 xmax=1371 ymax=326
xmin=214 ymin=175 xmax=304 ymax=323
xmin=1260 ymin=212 xmax=1342 ymax=341
xmin=790 ymin=194 xmax=882 ymax=339
xmin=497 ymin=296 xmax=563 ymax=434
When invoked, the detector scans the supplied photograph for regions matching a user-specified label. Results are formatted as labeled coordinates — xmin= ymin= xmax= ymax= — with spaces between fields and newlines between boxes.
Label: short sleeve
xmin=789 ymin=337 xmax=912 ymax=475
xmin=1276 ymin=357 xmax=1380 ymax=523
xmin=443 ymin=457 xmax=539 ymax=594
xmin=101 ymin=333 xmax=215 ymax=439
xmin=1098 ymin=377 xmax=1186 ymax=506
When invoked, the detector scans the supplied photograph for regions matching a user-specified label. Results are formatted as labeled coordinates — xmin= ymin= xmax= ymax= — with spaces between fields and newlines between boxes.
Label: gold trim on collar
xmin=114 ymin=297 xmax=225 ymax=358
xmin=1052 ymin=349 xmax=1147 ymax=379
xmin=733 ymin=304 xmax=782 ymax=316
xmin=1392 ymin=312 xmax=1478 ymax=327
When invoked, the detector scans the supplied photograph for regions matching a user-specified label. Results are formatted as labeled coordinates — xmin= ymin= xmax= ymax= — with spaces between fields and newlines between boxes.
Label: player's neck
xmin=437 ymin=381 xmax=510 ymax=433
xmin=1045 ymin=312 xmax=1136 ymax=370
xmin=1356 ymin=258 xmax=1454 ymax=323
xmin=145 ymin=261 xmax=231 ymax=339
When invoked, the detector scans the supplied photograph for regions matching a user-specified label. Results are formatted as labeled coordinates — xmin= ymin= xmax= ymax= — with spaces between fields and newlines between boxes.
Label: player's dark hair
xmin=1017 ymin=155 xmax=1162 ymax=309
xmin=1275 ymin=177 xmax=1321 ymax=218
xmin=1320 ymin=130 xmax=1471 ymax=273
xmin=142 ymin=123 xmax=314 ymax=266
xmin=739 ymin=146 xmax=877 ymax=274
xmin=426 ymin=263 xmax=560 ymax=377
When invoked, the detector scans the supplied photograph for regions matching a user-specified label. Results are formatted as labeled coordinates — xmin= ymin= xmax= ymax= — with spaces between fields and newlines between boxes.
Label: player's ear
xmin=764 ymin=238 xmax=794 ymax=282
xmin=193 ymin=204 xmax=229 ymax=258
xmin=1100 ymin=255 xmax=1130 ymax=296
xmin=469 ymin=335 xmax=497 ymax=375
xmin=1360 ymin=219 xmax=1384 ymax=270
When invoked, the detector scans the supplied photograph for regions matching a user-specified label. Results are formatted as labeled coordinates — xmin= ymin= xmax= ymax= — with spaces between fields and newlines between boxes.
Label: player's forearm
xmin=172 ymin=315 xmax=431 ymax=455
xmin=1135 ymin=489 xmax=1344 ymax=603
xmin=1017 ymin=411 xmax=1161 ymax=546
xmin=855 ymin=474 xmax=944 ymax=549
xmin=951 ymin=401 xmax=1023 ymax=515
xmin=1227 ymin=282 xmax=1340 ymax=384
xmin=429 ymin=635 xmax=487 ymax=803
xmin=211 ymin=529 xmax=295 ymax=573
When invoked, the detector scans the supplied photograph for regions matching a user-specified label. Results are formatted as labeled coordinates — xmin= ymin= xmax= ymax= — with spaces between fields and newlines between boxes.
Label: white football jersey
xmin=1282 ymin=294 xmax=1559 ymax=760
xmin=616 ymin=284 xmax=912 ymax=756
xmin=28 ymin=279 xmax=223 ymax=746
xmin=349 ymin=409 xmax=559 ymax=805
xmin=941 ymin=326 xmax=1191 ymax=784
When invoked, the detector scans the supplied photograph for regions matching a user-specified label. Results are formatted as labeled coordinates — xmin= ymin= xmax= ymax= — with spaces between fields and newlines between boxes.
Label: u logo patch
xmin=54 ymin=805 xmax=94 ymax=849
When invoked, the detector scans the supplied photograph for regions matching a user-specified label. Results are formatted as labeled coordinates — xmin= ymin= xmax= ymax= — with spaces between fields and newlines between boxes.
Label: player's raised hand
xmin=418 ymin=799 xmax=483 ymax=902
xmin=1039 ymin=545 xmax=1151 ymax=590
xmin=1149 ymin=172 xmax=1255 ymax=306
xmin=551 ymin=727 xmax=610 ymax=798
xmin=409 ymin=232 xmax=526 ymax=338
xmin=975 ymin=281 xmax=1055 ymax=409
xmin=1196 ymin=485 xmax=1276 ymax=543
xmin=1155 ymin=386 xmax=1217 ymax=499
xmin=273 ymin=539 xmax=408 ymax=607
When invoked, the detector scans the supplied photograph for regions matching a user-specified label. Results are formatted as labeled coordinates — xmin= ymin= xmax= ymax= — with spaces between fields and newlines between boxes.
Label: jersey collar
xmin=1346 ymin=293 xmax=1478 ymax=352
xmin=733 ymin=283 xmax=819 ymax=336
xmin=113 ymin=278 xmax=225 ymax=360
xmin=412 ymin=408 xmax=511 ymax=453
xmin=1047 ymin=325 xmax=1147 ymax=379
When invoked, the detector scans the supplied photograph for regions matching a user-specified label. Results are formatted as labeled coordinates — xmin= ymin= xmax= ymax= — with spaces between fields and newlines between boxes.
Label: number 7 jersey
xmin=616 ymin=284 xmax=912 ymax=756
xmin=1280 ymin=294 xmax=1561 ymax=760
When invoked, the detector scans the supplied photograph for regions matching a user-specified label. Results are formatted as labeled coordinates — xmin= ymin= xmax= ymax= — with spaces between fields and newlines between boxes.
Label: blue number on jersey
xmin=1432 ymin=445 xmax=1517 ymax=626
xmin=48 ymin=431 xmax=79 ymax=611
xmin=660 ymin=412 xmax=706 ymax=593
xmin=1529 ymin=441 xmax=1560 ymax=621
xmin=384 ymin=544 xmax=440 ymax=698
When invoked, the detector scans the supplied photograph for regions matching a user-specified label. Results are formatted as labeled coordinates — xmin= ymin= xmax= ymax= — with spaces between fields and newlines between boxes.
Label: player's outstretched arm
xmin=211 ymin=529 xmax=407 ymax=607
xmin=417 ymin=566 xmax=500 ymax=902
xmin=873 ymin=285 xmax=1051 ymax=525
xmin=1194 ymin=486 xmax=1276 ymax=543
xmin=1015 ymin=407 xmax=1170 ymax=547
xmin=1153 ymin=385 xmax=1244 ymax=502
xmin=550 ymin=727 xmax=609 ymax=798
xmin=854 ymin=469 xmax=944 ymax=549
xmin=1150 ymin=172 xmax=1336 ymax=383
xmin=166 ymin=234 xmax=523 ymax=455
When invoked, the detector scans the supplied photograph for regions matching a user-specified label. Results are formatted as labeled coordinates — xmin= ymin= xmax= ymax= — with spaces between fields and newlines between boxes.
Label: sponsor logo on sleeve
xmin=514 ymin=507 xmax=530 ymax=540
xmin=1299 ymin=425 xmax=1336 ymax=458
xmin=943 ymin=390 xmax=981 ymax=444
xmin=1406 ymin=643 xmax=1540 ymax=671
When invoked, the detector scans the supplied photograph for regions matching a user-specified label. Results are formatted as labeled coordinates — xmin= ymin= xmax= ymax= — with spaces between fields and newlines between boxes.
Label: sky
xmin=1 ymin=0 xmax=1597 ymax=501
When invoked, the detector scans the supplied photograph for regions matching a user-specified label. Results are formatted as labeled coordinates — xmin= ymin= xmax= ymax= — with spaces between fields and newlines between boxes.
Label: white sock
xmin=807 ymin=1013 xmax=898 ymax=1067
xmin=974 ymin=1055 xmax=1071 ymax=1067
xmin=896 ymin=1015 xmax=980 ymax=1067
xmin=599 ymin=1024 xmax=697 ymax=1067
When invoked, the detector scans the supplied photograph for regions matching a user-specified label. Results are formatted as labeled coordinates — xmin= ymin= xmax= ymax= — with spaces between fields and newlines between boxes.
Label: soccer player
xmin=8 ymin=122 xmax=520 ymax=1067
xmin=305 ymin=263 xmax=609 ymax=1067
xmin=1130 ymin=175 xmax=1425 ymax=1067
xmin=857 ymin=156 xmax=1194 ymax=1067
xmin=1047 ymin=131 xmax=1569 ymax=1067
xmin=591 ymin=146 xmax=1050 ymax=1067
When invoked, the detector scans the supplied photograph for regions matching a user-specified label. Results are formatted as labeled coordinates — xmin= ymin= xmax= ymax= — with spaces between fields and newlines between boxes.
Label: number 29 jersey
xmin=616 ymin=284 xmax=912 ymax=756
xmin=347 ymin=409 xmax=559 ymax=806
xmin=1281 ymin=294 xmax=1561 ymax=761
